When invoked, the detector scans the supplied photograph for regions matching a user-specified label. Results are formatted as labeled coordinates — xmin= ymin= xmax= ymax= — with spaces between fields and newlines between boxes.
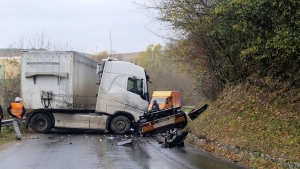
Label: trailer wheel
xmin=30 ymin=114 xmax=52 ymax=133
xmin=110 ymin=115 xmax=131 ymax=135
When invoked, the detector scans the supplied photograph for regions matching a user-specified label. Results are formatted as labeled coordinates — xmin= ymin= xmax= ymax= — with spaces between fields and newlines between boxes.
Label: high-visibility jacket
xmin=10 ymin=103 xmax=24 ymax=119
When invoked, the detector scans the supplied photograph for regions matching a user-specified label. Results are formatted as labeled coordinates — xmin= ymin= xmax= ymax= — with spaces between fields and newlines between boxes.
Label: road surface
xmin=0 ymin=129 xmax=244 ymax=169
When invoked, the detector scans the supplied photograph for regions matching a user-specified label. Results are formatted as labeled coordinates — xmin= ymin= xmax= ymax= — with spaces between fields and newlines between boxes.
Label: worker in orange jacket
xmin=7 ymin=97 xmax=26 ymax=140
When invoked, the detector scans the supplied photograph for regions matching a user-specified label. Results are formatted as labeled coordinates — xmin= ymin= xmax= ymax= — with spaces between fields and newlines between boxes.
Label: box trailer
xmin=21 ymin=51 xmax=99 ymax=110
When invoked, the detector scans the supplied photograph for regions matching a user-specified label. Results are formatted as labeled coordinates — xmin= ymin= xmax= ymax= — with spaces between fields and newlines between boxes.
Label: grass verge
xmin=0 ymin=125 xmax=33 ymax=145
xmin=0 ymin=127 xmax=16 ymax=144
xmin=185 ymin=84 xmax=300 ymax=168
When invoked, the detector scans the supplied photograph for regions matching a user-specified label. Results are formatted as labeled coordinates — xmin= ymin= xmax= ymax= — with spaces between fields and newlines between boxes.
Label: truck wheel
xmin=30 ymin=114 xmax=52 ymax=133
xmin=110 ymin=115 xmax=131 ymax=135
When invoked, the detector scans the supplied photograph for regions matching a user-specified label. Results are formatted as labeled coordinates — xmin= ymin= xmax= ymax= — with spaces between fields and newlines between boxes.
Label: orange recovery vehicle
xmin=148 ymin=91 xmax=181 ymax=110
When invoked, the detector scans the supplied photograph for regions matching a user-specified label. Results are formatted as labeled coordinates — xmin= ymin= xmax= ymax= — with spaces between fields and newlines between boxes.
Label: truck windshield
xmin=151 ymin=98 xmax=166 ymax=104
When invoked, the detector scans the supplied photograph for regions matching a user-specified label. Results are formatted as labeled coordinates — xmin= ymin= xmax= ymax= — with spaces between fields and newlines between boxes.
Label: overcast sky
xmin=0 ymin=0 xmax=168 ymax=54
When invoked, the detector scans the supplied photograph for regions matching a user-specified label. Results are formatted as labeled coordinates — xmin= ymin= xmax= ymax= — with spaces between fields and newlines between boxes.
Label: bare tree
xmin=12 ymin=29 xmax=73 ymax=51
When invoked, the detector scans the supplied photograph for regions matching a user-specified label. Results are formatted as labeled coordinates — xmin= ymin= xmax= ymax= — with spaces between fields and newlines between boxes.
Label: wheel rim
xmin=115 ymin=120 xmax=126 ymax=131
xmin=35 ymin=118 xmax=47 ymax=130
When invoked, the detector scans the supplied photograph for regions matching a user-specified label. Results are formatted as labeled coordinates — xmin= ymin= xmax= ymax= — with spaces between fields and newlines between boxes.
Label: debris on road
xmin=107 ymin=136 xmax=114 ymax=140
xmin=117 ymin=139 xmax=133 ymax=146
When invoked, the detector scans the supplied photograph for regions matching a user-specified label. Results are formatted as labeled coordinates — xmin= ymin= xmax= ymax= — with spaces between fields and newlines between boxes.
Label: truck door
xmin=106 ymin=75 xmax=126 ymax=112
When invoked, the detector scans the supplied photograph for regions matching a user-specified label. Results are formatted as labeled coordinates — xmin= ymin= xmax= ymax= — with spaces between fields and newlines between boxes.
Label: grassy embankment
xmin=0 ymin=127 xmax=15 ymax=144
xmin=185 ymin=84 xmax=300 ymax=168
xmin=0 ymin=125 xmax=32 ymax=145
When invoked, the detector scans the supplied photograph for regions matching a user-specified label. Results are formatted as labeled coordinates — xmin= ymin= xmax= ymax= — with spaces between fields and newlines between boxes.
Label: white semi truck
xmin=22 ymin=50 xmax=150 ymax=134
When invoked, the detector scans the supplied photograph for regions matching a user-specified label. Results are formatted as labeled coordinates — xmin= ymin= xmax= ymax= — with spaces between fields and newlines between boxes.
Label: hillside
xmin=185 ymin=84 xmax=300 ymax=169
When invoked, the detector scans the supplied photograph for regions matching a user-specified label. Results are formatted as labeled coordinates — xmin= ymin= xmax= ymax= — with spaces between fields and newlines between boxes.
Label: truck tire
xmin=30 ymin=114 xmax=52 ymax=133
xmin=110 ymin=115 xmax=131 ymax=135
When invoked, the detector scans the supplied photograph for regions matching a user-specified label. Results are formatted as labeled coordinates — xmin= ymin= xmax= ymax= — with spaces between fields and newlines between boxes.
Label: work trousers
xmin=12 ymin=118 xmax=22 ymax=139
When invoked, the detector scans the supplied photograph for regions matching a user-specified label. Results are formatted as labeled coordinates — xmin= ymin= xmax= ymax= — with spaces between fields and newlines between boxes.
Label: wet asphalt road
xmin=0 ymin=130 xmax=243 ymax=169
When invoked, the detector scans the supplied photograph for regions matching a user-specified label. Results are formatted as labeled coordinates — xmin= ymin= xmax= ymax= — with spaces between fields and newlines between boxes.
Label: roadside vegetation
xmin=0 ymin=124 xmax=34 ymax=145
xmin=0 ymin=127 xmax=16 ymax=145
xmin=185 ymin=84 xmax=300 ymax=168
xmin=134 ymin=0 xmax=300 ymax=168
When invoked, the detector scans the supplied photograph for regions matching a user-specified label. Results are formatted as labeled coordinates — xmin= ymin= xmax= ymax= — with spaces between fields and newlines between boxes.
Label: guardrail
xmin=1 ymin=119 xmax=14 ymax=126
xmin=1 ymin=119 xmax=26 ymax=127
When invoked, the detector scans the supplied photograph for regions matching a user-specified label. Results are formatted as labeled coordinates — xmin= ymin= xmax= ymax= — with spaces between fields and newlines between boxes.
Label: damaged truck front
xmin=22 ymin=51 xmax=150 ymax=134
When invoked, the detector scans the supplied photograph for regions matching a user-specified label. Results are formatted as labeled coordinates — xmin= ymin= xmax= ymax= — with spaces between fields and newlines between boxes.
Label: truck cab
xmin=95 ymin=58 xmax=150 ymax=134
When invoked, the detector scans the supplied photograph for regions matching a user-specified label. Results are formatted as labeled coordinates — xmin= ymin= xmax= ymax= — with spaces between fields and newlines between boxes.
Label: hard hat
xmin=15 ymin=97 xmax=22 ymax=102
